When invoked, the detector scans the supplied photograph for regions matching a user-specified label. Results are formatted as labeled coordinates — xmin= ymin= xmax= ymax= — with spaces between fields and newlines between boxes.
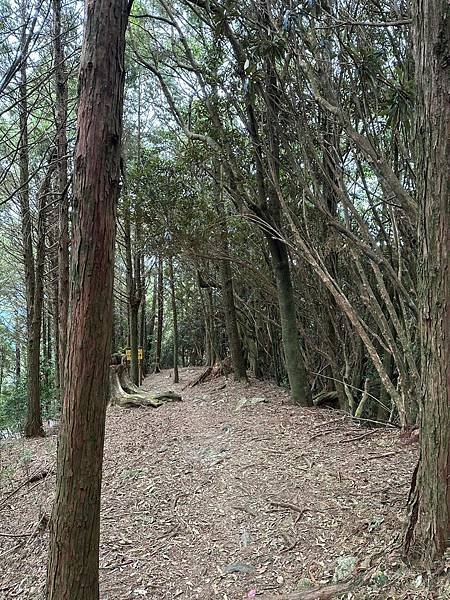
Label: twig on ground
xmin=309 ymin=429 xmax=340 ymax=442
xmin=338 ymin=430 xmax=378 ymax=444
xmin=366 ymin=451 xmax=398 ymax=460
xmin=0 ymin=531 xmax=35 ymax=538
xmin=231 ymin=504 xmax=257 ymax=517
xmin=0 ymin=467 xmax=50 ymax=511
xmin=268 ymin=499 xmax=305 ymax=515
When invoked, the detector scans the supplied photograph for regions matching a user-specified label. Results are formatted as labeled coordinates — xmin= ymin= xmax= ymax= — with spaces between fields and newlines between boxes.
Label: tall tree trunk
xmin=146 ymin=276 xmax=157 ymax=372
xmin=15 ymin=311 xmax=21 ymax=383
xmin=266 ymin=237 xmax=311 ymax=406
xmin=241 ymin=21 xmax=312 ymax=406
xmin=124 ymin=203 xmax=141 ymax=385
xmin=25 ymin=162 xmax=55 ymax=437
xmin=46 ymin=1 xmax=130 ymax=597
xmin=18 ymin=21 xmax=44 ymax=438
xmin=403 ymin=0 xmax=449 ymax=564
xmin=53 ymin=280 xmax=60 ymax=395
xmin=217 ymin=166 xmax=247 ymax=382
xmin=32 ymin=181 xmax=48 ymax=410
xmin=200 ymin=286 xmax=213 ymax=366
xmin=139 ymin=259 xmax=146 ymax=380
xmin=154 ymin=255 xmax=163 ymax=373
xmin=129 ymin=298 xmax=139 ymax=384
xmin=168 ymin=256 xmax=179 ymax=383
xmin=206 ymin=287 xmax=217 ymax=365
xmin=53 ymin=0 xmax=69 ymax=394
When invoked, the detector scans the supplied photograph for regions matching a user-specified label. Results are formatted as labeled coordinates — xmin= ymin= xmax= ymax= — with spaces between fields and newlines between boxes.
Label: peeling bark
xmin=46 ymin=1 xmax=131 ymax=597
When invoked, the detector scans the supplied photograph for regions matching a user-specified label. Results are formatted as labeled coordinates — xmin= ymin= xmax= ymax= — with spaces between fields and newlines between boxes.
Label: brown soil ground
xmin=0 ymin=368 xmax=448 ymax=599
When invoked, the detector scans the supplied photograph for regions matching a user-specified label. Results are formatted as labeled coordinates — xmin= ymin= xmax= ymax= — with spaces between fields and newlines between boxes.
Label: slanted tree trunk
xmin=403 ymin=0 xmax=449 ymax=564
xmin=241 ymin=25 xmax=312 ymax=406
xmin=217 ymin=165 xmax=247 ymax=382
xmin=53 ymin=0 xmax=69 ymax=394
xmin=46 ymin=1 xmax=130 ymax=597
xmin=168 ymin=256 xmax=179 ymax=383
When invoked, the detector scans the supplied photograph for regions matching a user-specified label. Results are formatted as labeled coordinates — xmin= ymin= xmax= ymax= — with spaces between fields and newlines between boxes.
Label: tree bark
xmin=15 ymin=311 xmax=21 ymax=383
xmin=18 ymin=22 xmax=44 ymax=438
xmin=267 ymin=236 xmax=312 ymax=406
xmin=403 ymin=0 xmax=449 ymax=563
xmin=46 ymin=1 xmax=130 ymax=597
xmin=154 ymin=255 xmax=163 ymax=373
xmin=139 ymin=257 xmax=146 ymax=381
xmin=53 ymin=0 xmax=69 ymax=394
xmin=168 ymin=256 xmax=179 ymax=383
xmin=146 ymin=276 xmax=157 ymax=372
xmin=124 ymin=203 xmax=141 ymax=385
xmin=25 ymin=164 xmax=54 ymax=436
xmin=217 ymin=166 xmax=247 ymax=382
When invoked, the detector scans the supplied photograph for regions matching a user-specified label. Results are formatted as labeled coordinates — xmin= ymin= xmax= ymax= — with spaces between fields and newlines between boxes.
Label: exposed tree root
xmin=109 ymin=366 xmax=181 ymax=408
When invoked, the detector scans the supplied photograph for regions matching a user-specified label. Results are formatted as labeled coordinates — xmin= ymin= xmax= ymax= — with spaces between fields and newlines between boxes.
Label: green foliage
xmin=0 ymin=378 xmax=27 ymax=434
xmin=0 ymin=365 xmax=59 ymax=435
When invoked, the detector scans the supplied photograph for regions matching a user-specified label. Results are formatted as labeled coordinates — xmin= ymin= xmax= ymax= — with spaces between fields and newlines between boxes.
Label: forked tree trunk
xmin=46 ymin=1 xmax=130 ymax=598
xmin=403 ymin=0 xmax=449 ymax=564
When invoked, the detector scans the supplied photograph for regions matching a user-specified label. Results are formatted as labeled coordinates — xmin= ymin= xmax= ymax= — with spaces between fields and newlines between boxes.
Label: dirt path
xmin=0 ymin=368 xmax=426 ymax=599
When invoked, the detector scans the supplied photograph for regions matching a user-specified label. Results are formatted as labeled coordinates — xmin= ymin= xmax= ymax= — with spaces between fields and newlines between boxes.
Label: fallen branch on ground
xmin=0 ymin=467 xmax=51 ymax=511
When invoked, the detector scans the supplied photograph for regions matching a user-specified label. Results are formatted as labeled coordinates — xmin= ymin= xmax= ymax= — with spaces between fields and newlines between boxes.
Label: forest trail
xmin=0 ymin=368 xmax=420 ymax=599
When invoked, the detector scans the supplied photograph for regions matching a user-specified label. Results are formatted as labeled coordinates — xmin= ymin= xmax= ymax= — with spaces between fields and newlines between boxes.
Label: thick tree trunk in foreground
xmin=46 ymin=1 xmax=130 ymax=598
xmin=403 ymin=0 xmax=449 ymax=563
